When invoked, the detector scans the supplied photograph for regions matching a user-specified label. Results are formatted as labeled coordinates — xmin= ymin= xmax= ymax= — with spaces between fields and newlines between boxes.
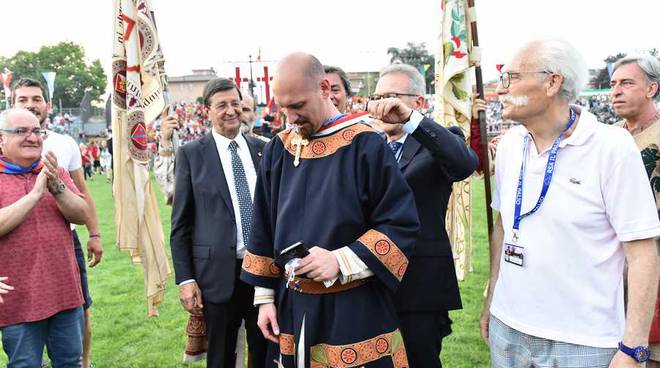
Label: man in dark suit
xmin=170 ymin=78 xmax=268 ymax=368
xmin=367 ymin=64 xmax=479 ymax=368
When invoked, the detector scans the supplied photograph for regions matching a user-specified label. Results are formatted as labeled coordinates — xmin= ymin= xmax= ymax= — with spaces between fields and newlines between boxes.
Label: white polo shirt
xmin=490 ymin=107 xmax=660 ymax=348
xmin=43 ymin=130 xmax=83 ymax=231
xmin=43 ymin=131 xmax=82 ymax=172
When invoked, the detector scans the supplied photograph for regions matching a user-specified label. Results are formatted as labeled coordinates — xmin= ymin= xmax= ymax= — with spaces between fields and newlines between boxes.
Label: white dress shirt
xmin=212 ymin=130 xmax=258 ymax=258
xmin=179 ymin=131 xmax=258 ymax=287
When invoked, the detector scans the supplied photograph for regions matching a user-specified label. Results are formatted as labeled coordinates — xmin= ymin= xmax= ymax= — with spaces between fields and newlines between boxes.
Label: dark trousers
xmin=203 ymin=263 xmax=267 ymax=368
xmin=398 ymin=311 xmax=452 ymax=368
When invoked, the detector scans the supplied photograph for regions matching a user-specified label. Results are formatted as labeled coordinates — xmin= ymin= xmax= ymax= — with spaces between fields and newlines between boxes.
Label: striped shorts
xmin=489 ymin=316 xmax=617 ymax=368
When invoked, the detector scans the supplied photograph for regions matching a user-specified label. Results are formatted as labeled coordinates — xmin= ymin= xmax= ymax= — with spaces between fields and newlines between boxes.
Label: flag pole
xmin=467 ymin=0 xmax=494 ymax=237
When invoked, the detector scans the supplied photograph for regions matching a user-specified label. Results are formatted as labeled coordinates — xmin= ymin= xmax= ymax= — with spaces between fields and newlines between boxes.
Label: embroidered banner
xmin=435 ymin=0 xmax=476 ymax=280
xmin=112 ymin=0 xmax=171 ymax=316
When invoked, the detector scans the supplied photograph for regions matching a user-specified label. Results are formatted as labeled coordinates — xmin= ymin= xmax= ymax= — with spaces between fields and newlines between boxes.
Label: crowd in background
xmin=575 ymin=94 xmax=620 ymax=125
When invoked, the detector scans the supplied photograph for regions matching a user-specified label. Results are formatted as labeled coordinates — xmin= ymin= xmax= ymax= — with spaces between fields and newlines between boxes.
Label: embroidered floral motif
xmin=312 ymin=141 xmax=327 ymax=155
xmin=279 ymin=333 xmax=295 ymax=355
xmin=358 ymin=230 xmax=409 ymax=281
xmin=310 ymin=329 xmax=408 ymax=367
xmin=342 ymin=129 xmax=356 ymax=141
xmin=278 ymin=123 xmax=372 ymax=161
xmin=242 ymin=251 xmax=281 ymax=278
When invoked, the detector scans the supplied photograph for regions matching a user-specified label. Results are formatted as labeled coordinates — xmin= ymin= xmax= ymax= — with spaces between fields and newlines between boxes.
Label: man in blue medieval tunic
xmin=240 ymin=52 xmax=420 ymax=368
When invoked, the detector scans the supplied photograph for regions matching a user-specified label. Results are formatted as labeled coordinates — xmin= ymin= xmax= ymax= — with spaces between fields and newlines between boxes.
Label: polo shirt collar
xmin=514 ymin=105 xmax=597 ymax=148
xmin=558 ymin=105 xmax=597 ymax=148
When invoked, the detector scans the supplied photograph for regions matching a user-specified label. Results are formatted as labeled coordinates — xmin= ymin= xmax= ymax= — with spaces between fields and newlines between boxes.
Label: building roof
xmin=168 ymin=74 xmax=217 ymax=83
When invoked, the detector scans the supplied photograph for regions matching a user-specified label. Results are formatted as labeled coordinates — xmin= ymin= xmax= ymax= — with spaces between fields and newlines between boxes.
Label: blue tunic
xmin=241 ymin=114 xmax=419 ymax=368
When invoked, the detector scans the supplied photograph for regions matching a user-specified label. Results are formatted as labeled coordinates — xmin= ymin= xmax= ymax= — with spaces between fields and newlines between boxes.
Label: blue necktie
xmin=229 ymin=141 xmax=253 ymax=248
xmin=388 ymin=141 xmax=403 ymax=158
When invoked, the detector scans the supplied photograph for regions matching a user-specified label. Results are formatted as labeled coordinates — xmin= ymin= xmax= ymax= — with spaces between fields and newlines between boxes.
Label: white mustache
xmin=499 ymin=95 xmax=529 ymax=107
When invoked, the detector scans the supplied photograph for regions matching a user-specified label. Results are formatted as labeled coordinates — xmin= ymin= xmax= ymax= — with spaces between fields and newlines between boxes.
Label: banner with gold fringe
xmin=112 ymin=0 xmax=171 ymax=316
xmin=435 ymin=0 xmax=477 ymax=280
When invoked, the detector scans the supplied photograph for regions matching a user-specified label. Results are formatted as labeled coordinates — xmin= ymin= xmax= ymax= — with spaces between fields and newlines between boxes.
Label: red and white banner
xmin=112 ymin=0 xmax=171 ymax=317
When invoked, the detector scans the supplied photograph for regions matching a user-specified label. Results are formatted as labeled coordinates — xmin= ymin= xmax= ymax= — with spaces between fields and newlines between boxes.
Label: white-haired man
xmin=480 ymin=40 xmax=660 ymax=367
xmin=611 ymin=54 xmax=660 ymax=367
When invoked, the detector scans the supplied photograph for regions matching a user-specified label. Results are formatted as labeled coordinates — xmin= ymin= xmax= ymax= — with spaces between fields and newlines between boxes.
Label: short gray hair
xmin=524 ymin=39 xmax=587 ymax=102
xmin=379 ymin=63 xmax=426 ymax=95
xmin=0 ymin=108 xmax=39 ymax=129
xmin=613 ymin=54 xmax=660 ymax=100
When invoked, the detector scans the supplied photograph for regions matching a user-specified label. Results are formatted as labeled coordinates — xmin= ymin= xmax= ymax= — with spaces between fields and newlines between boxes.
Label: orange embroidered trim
xmin=241 ymin=251 xmax=281 ymax=278
xmin=309 ymin=329 xmax=408 ymax=368
xmin=277 ymin=124 xmax=372 ymax=161
xmin=358 ymin=229 xmax=408 ymax=282
xmin=279 ymin=333 xmax=295 ymax=356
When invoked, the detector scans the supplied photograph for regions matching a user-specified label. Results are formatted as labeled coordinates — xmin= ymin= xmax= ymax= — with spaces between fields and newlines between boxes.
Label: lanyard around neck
xmin=512 ymin=107 xmax=577 ymax=235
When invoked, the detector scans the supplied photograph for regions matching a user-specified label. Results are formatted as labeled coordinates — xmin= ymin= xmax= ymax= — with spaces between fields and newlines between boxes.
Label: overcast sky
xmin=1 ymin=0 xmax=658 ymax=87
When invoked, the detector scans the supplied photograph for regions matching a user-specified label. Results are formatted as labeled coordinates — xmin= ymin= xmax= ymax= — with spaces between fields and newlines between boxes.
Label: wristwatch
xmin=51 ymin=180 xmax=66 ymax=196
xmin=618 ymin=341 xmax=650 ymax=363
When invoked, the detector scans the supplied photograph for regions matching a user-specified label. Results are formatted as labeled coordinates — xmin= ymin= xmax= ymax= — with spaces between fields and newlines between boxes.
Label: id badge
xmin=504 ymin=242 xmax=524 ymax=267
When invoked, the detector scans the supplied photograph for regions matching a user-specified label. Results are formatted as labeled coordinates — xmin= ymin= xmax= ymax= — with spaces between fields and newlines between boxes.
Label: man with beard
xmin=610 ymin=54 xmax=660 ymax=367
xmin=240 ymin=52 xmax=419 ymax=368
xmin=324 ymin=65 xmax=352 ymax=113
xmin=480 ymin=40 xmax=660 ymax=368
xmin=12 ymin=78 xmax=103 ymax=368
xmin=240 ymin=94 xmax=269 ymax=142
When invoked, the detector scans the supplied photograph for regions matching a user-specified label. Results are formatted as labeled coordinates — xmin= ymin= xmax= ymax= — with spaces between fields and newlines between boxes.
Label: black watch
xmin=51 ymin=181 xmax=66 ymax=196
xmin=618 ymin=341 xmax=650 ymax=363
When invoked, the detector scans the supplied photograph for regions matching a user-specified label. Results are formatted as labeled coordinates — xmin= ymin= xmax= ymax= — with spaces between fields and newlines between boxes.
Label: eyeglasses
xmin=368 ymin=92 xmax=419 ymax=101
xmin=211 ymin=101 xmax=241 ymax=113
xmin=0 ymin=127 xmax=48 ymax=137
xmin=499 ymin=71 xmax=553 ymax=89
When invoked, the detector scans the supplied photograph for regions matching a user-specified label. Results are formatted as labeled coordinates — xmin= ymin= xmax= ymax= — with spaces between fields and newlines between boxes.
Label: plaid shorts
xmin=489 ymin=316 xmax=617 ymax=368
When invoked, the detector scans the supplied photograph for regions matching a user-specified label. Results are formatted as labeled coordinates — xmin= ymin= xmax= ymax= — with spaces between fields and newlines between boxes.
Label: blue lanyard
xmin=512 ymin=107 xmax=577 ymax=236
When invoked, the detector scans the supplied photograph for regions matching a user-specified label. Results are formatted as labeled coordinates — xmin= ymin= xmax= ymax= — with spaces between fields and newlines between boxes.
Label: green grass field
xmin=1 ymin=176 xmax=492 ymax=367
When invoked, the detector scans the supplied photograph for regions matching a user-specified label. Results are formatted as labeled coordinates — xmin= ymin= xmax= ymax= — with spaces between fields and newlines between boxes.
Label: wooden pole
xmin=467 ymin=0 xmax=494 ymax=237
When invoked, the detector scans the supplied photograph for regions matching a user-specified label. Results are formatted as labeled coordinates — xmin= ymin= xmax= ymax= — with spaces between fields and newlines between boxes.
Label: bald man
xmin=240 ymin=53 xmax=419 ymax=368
xmin=0 ymin=109 xmax=89 ymax=367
